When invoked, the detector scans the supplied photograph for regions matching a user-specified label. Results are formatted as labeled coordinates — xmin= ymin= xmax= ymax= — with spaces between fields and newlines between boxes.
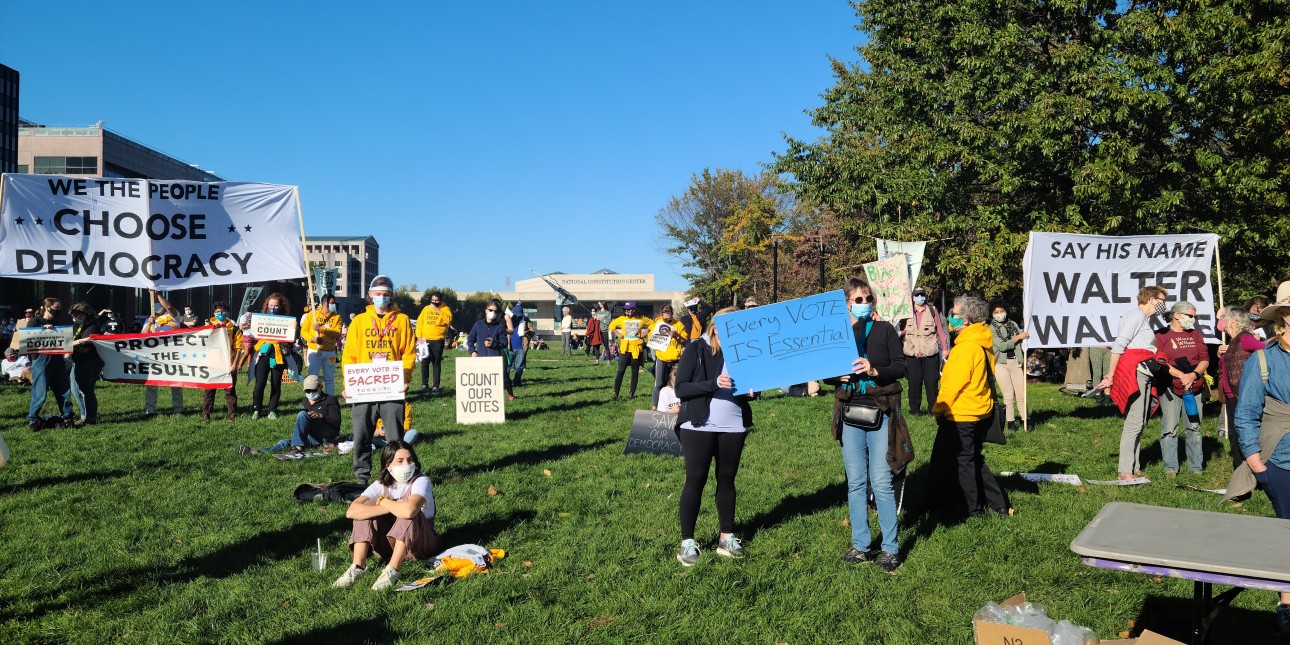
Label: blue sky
xmin=3 ymin=1 xmax=862 ymax=294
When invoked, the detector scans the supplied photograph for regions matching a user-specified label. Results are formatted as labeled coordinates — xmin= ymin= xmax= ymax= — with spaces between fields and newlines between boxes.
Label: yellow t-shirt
xmin=608 ymin=315 xmax=654 ymax=358
xmin=302 ymin=309 xmax=343 ymax=352
xmin=416 ymin=305 xmax=453 ymax=341
xmin=648 ymin=319 xmax=689 ymax=362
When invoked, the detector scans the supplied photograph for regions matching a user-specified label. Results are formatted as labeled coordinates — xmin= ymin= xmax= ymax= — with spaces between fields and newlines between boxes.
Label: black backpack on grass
xmin=293 ymin=482 xmax=366 ymax=504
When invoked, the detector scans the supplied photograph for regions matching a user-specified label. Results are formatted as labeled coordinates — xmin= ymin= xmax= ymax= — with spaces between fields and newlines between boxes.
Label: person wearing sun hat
xmin=342 ymin=275 xmax=415 ymax=485
xmin=608 ymin=300 xmax=654 ymax=400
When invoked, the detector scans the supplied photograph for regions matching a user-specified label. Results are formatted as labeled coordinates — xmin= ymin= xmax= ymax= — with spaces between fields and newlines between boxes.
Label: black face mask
xmin=687 ymin=305 xmax=698 ymax=313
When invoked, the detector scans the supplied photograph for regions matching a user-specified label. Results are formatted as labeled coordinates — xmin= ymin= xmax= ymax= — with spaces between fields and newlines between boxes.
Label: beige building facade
xmin=458 ymin=272 xmax=688 ymax=336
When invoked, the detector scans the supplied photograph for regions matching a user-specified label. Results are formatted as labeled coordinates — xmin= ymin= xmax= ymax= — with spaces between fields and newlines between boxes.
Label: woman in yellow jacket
xmin=342 ymin=275 xmax=416 ymax=486
xmin=302 ymin=293 xmax=344 ymax=396
xmin=926 ymin=295 xmax=1012 ymax=520
xmin=649 ymin=304 xmax=688 ymax=410
xmin=608 ymin=301 xmax=654 ymax=400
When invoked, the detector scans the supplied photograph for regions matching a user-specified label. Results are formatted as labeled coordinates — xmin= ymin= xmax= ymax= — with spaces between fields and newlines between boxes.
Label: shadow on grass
xmin=506 ymin=399 xmax=613 ymax=422
xmin=443 ymin=439 xmax=617 ymax=480
xmin=538 ymin=385 xmax=609 ymax=399
xmin=741 ymin=482 xmax=848 ymax=542
xmin=0 ymin=460 xmax=169 ymax=495
xmin=1134 ymin=593 xmax=1285 ymax=645
xmin=441 ymin=509 xmax=539 ymax=547
xmin=270 ymin=615 xmax=397 ymax=645
xmin=5 ymin=517 xmax=351 ymax=622
xmin=1138 ymin=436 xmax=1226 ymax=470
xmin=1028 ymin=404 xmax=1120 ymax=426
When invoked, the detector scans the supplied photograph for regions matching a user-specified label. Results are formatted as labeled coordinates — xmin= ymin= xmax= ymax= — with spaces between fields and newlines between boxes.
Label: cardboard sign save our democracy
xmin=343 ymin=362 xmax=406 ymax=404
xmin=623 ymin=410 xmax=683 ymax=457
xmin=715 ymin=290 xmax=859 ymax=393
xmin=249 ymin=313 xmax=298 ymax=342
xmin=456 ymin=356 xmax=505 ymax=424
xmin=1023 ymin=232 xmax=1219 ymax=348
xmin=16 ymin=325 xmax=74 ymax=355
xmin=0 ymin=174 xmax=305 ymax=290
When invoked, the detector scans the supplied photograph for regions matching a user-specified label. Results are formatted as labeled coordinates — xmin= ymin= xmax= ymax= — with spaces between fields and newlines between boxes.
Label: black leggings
xmin=420 ymin=340 xmax=446 ymax=388
xmin=678 ymin=429 xmax=747 ymax=539
xmin=253 ymin=357 xmax=285 ymax=413
xmin=906 ymin=354 xmax=941 ymax=414
xmin=614 ymin=352 xmax=646 ymax=397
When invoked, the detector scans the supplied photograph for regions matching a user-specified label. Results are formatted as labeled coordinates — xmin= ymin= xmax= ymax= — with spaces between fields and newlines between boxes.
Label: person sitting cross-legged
xmin=238 ymin=375 xmax=340 ymax=455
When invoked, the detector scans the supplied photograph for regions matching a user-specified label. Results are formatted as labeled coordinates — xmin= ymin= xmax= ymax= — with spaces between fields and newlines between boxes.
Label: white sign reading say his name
xmin=1023 ymin=232 xmax=1219 ymax=348
xmin=249 ymin=313 xmax=298 ymax=342
xmin=16 ymin=325 xmax=74 ymax=355
xmin=343 ymin=362 xmax=406 ymax=404
xmin=0 ymin=174 xmax=305 ymax=290
xmin=456 ymin=356 xmax=505 ymax=424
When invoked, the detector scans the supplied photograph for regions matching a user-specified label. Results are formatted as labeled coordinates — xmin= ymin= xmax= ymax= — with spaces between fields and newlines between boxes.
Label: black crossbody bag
xmin=982 ymin=346 xmax=1007 ymax=445
xmin=841 ymin=322 xmax=883 ymax=430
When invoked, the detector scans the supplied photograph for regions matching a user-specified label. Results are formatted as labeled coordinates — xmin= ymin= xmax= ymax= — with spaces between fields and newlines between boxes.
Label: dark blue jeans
xmin=1256 ymin=463 xmax=1290 ymax=520
xmin=28 ymin=354 xmax=73 ymax=423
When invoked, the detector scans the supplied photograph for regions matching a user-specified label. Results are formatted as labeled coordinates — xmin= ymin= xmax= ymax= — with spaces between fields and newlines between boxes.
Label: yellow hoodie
xmin=609 ymin=315 xmax=654 ymax=359
xmin=302 ymin=309 xmax=343 ymax=352
xmin=932 ymin=323 xmax=997 ymax=422
xmin=342 ymin=305 xmax=416 ymax=373
xmin=416 ymin=304 xmax=453 ymax=341
xmin=648 ymin=317 xmax=689 ymax=362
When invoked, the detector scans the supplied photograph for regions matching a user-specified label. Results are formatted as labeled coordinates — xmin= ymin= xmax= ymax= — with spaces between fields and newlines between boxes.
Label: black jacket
xmin=674 ymin=339 xmax=753 ymax=430
xmin=825 ymin=319 xmax=907 ymax=402
xmin=300 ymin=393 xmax=341 ymax=442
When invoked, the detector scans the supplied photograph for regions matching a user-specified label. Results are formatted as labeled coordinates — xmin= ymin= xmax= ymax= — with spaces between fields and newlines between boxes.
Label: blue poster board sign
xmin=715 ymin=290 xmax=858 ymax=393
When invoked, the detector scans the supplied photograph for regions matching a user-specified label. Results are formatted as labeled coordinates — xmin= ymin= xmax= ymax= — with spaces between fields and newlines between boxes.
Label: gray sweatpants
xmin=1117 ymin=372 xmax=1152 ymax=475
xmin=351 ymin=400 xmax=405 ymax=485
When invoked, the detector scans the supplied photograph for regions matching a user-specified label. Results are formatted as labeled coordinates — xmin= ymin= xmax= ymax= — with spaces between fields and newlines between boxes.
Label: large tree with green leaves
xmin=773 ymin=0 xmax=1289 ymax=303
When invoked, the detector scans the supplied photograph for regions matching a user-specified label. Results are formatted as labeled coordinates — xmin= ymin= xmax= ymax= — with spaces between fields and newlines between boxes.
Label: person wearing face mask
xmin=180 ymin=306 xmax=199 ymax=328
xmin=507 ymin=301 xmax=531 ymax=388
xmin=342 ymin=276 xmax=415 ymax=485
xmin=334 ymin=441 xmax=440 ymax=591
xmin=899 ymin=286 xmax=950 ymax=416
xmin=585 ymin=305 xmax=606 ymax=360
xmin=609 ymin=301 xmax=654 ymax=401
xmin=1218 ymin=305 xmax=1264 ymax=472
xmin=23 ymin=298 xmax=75 ymax=431
xmin=238 ymin=375 xmax=340 ymax=455
xmin=824 ymin=277 xmax=908 ymax=571
xmin=302 ymin=293 xmax=343 ymax=396
xmin=649 ymin=305 xmax=689 ymax=410
xmin=1095 ymin=285 xmax=1171 ymax=481
xmin=415 ymin=291 xmax=453 ymax=394
xmin=3 ymin=348 xmax=31 ymax=384
xmin=560 ymin=305 xmax=574 ymax=357
xmin=987 ymin=303 xmax=1030 ymax=432
xmin=467 ymin=298 xmax=515 ymax=400
xmin=249 ymin=293 xmax=295 ymax=420
xmin=593 ymin=301 xmax=613 ymax=362
xmin=199 ymin=301 xmax=242 ymax=422
xmin=1154 ymin=301 xmax=1208 ymax=477
xmin=66 ymin=302 xmax=103 ymax=426
xmin=1247 ymin=296 xmax=1272 ymax=339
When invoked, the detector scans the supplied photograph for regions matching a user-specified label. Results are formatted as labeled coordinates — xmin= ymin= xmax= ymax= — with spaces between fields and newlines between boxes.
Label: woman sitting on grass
xmin=333 ymin=441 xmax=440 ymax=591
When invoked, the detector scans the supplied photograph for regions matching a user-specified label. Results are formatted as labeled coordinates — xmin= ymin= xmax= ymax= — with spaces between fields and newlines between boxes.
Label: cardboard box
xmin=973 ymin=593 xmax=1185 ymax=645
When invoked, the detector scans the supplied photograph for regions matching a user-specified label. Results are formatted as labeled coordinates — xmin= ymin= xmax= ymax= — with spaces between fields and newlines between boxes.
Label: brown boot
xmin=225 ymin=394 xmax=237 ymax=421
xmin=200 ymin=394 xmax=214 ymax=423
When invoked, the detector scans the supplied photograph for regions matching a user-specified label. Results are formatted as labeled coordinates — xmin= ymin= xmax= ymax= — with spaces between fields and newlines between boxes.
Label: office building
xmin=303 ymin=236 xmax=379 ymax=315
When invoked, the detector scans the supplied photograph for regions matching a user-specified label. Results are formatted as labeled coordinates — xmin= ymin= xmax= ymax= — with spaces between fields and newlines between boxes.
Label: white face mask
xmin=486 ymin=311 xmax=497 ymax=322
xmin=389 ymin=463 xmax=416 ymax=483
xmin=1179 ymin=314 xmax=1196 ymax=331
xmin=993 ymin=313 xmax=1006 ymax=323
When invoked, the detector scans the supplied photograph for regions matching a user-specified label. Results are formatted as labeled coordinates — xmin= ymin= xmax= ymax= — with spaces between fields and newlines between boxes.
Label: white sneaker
xmin=332 ymin=564 xmax=367 ymax=588
xmin=371 ymin=566 xmax=400 ymax=591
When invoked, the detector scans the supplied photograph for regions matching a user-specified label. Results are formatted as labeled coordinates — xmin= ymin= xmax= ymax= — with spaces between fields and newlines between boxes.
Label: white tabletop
xmin=1070 ymin=502 xmax=1290 ymax=582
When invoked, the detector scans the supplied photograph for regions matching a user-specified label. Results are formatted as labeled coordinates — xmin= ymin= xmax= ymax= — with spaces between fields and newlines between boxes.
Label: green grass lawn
xmin=0 ymin=350 xmax=1283 ymax=644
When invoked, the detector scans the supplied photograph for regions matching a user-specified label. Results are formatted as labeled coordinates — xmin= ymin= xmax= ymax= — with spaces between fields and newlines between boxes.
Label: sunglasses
xmin=852 ymin=295 xmax=875 ymax=304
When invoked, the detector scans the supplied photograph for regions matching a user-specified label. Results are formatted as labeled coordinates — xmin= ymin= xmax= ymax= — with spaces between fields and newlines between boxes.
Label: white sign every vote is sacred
xmin=343 ymin=362 xmax=406 ymax=404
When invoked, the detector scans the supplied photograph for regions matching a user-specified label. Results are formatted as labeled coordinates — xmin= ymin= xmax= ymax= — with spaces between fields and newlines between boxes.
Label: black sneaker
xmin=1278 ymin=603 xmax=1290 ymax=637
xmin=842 ymin=547 xmax=877 ymax=564
xmin=875 ymin=551 xmax=901 ymax=573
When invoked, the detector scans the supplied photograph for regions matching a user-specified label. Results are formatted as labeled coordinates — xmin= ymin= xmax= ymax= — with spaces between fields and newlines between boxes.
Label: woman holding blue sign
xmin=825 ymin=277 xmax=909 ymax=573
xmin=673 ymin=306 xmax=753 ymax=567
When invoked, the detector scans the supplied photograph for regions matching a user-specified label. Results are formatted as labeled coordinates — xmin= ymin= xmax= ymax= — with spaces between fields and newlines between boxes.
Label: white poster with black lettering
xmin=456 ymin=356 xmax=505 ymax=424
xmin=1022 ymin=232 xmax=1219 ymax=348
xmin=0 ymin=174 xmax=304 ymax=290
xmin=91 ymin=326 xmax=233 ymax=388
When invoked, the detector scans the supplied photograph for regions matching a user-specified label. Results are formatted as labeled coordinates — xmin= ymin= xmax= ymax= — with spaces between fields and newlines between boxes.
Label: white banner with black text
xmin=90 ymin=326 xmax=233 ymax=388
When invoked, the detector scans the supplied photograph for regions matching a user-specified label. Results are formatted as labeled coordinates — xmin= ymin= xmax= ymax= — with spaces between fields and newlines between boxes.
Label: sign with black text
xmin=249 ymin=313 xmax=298 ymax=342
xmin=0 ymin=174 xmax=304 ymax=289
xmin=16 ymin=326 xmax=73 ymax=355
xmin=90 ymin=325 xmax=232 ymax=388
xmin=456 ymin=356 xmax=505 ymax=424
xmin=1023 ymin=233 xmax=1219 ymax=348
xmin=624 ymin=410 xmax=683 ymax=457
xmin=343 ymin=362 xmax=406 ymax=404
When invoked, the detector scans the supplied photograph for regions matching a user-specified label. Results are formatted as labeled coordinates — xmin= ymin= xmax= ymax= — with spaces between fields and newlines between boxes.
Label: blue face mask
xmin=267 ymin=307 xmax=280 ymax=315
xmin=306 ymin=391 xmax=320 ymax=401
xmin=372 ymin=295 xmax=391 ymax=309
xmin=913 ymin=295 xmax=927 ymax=306
xmin=948 ymin=315 xmax=965 ymax=330
xmin=1251 ymin=312 xmax=1261 ymax=322
xmin=328 ymin=304 xmax=337 ymax=313
xmin=850 ymin=303 xmax=874 ymax=319
xmin=214 ymin=312 xmax=228 ymax=322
